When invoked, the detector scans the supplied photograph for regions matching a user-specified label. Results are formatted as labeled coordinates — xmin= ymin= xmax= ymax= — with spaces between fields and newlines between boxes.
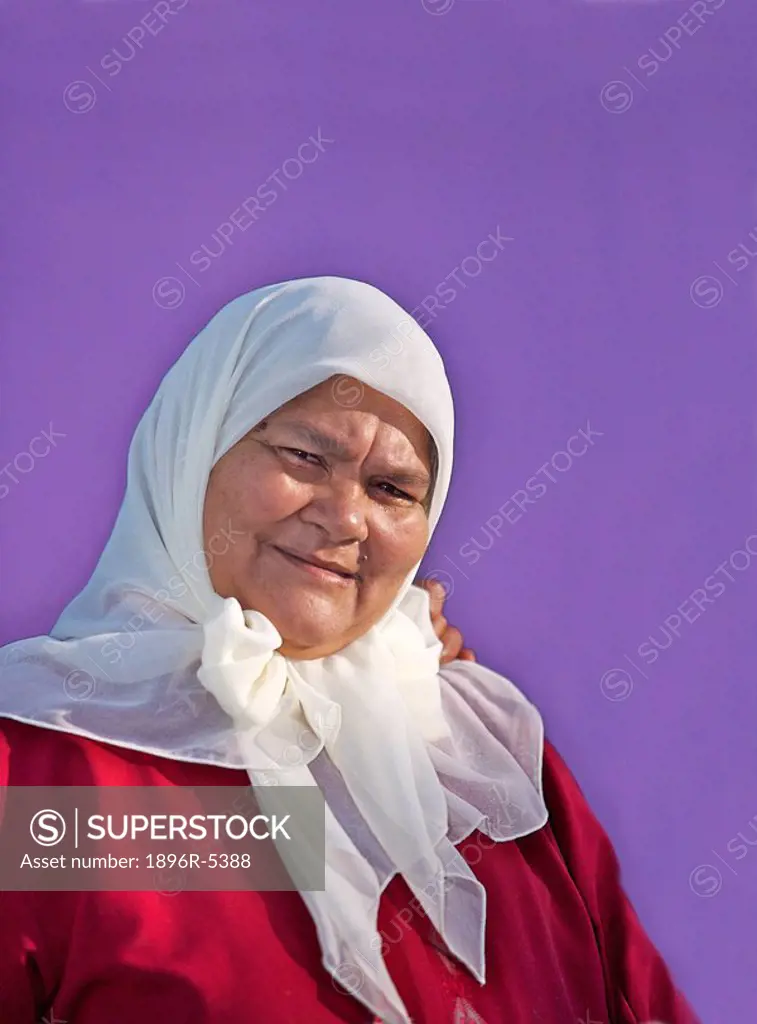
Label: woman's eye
xmin=281 ymin=447 xmax=321 ymax=465
xmin=376 ymin=482 xmax=415 ymax=502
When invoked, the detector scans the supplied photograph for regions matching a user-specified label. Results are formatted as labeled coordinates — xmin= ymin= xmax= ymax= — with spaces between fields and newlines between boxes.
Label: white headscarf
xmin=0 ymin=276 xmax=548 ymax=1024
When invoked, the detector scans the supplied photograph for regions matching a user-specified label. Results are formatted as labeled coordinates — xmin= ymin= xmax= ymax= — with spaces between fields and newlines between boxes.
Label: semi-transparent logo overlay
xmin=0 ymin=785 xmax=325 ymax=892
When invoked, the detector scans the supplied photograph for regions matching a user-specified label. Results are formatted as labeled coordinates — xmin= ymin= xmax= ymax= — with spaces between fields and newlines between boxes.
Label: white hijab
xmin=0 ymin=276 xmax=548 ymax=1024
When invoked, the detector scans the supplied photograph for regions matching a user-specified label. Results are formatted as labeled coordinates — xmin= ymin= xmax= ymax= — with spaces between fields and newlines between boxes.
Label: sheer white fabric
xmin=0 ymin=277 xmax=548 ymax=1024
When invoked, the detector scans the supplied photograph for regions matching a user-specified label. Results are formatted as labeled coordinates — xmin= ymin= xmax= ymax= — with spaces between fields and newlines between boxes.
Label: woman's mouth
xmin=271 ymin=546 xmax=359 ymax=586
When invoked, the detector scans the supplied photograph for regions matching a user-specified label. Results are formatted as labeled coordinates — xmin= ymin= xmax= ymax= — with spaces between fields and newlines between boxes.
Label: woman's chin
xmin=277 ymin=632 xmax=348 ymax=660
xmin=266 ymin=608 xmax=354 ymax=660
xmin=236 ymin=585 xmax=375 ymax=659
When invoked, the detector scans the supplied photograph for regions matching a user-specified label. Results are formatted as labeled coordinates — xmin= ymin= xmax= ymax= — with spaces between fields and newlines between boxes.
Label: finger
xmin=440 ymin=625 xmax=463 ymax=664
xmin=433 ymin=614 xmax=448 ymax=643
xmin=417 ymin=578 xmax=446 ymax=619
xmin=423 ymin=581 xmax=446 ymax=619
xmin=458 ymin=648 xmax=477 ymax=662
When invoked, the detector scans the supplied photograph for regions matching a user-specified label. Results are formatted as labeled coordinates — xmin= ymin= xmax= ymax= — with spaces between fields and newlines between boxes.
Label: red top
xmin=0 ymin=717 xmax=700 ymax=1024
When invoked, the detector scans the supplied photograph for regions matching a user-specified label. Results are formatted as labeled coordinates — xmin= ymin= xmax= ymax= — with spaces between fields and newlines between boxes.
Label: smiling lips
xmin=272 ymin=546 xmax=359 ymax=584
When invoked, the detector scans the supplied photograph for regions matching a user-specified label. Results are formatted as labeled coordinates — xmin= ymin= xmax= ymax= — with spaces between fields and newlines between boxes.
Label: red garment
xmin=0 ymin=717 xmax=700 ymax=1024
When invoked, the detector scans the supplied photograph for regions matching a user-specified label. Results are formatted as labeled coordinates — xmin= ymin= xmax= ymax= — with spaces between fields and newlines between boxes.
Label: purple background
xmin=2 ymin=0 xmax=755 ymax=1018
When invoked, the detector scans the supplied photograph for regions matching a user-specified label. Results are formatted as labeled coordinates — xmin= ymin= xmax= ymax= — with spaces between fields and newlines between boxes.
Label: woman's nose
xmin=300 ymin=480 xmax=369 ymax=544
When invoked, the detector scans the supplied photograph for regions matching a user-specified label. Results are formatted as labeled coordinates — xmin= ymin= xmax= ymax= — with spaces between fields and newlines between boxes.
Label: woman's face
xmin=202 ymin=375 xmax=434 ymax=659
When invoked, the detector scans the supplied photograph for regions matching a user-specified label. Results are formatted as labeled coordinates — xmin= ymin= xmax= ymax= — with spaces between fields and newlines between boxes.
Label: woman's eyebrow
xmin=386 ymin=469 xmax=432 ymax=489
xmin=276 ymin=421 xmax=355 ymax=459
xmin=276 ymin=421 xmax=431 ymax=487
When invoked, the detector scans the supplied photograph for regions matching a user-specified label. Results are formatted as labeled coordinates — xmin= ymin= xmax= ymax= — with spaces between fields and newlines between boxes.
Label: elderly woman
xmin=0 ymin=277 xmax=698 ymax=1024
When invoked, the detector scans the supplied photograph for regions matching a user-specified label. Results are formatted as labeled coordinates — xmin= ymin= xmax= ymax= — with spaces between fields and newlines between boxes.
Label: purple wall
xmin=2 ymin=0 xmax=755 ymax=1018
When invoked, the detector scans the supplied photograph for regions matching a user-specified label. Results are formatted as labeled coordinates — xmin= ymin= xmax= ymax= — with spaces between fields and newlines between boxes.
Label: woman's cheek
xmin=242 ymin=468 xmax=305 ymax=519
xmin=375 ymin=514 xmax=428 ymax=571
xmin=272 ymin=476 xmax=315 ymax=515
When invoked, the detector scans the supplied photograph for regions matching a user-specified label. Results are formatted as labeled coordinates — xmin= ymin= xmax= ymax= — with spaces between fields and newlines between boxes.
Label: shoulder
xmin=538 ymin=736 xmax=627 ymax=911
xmin=0 ymin=716 xmax=200 ymax=786
xmin=0 ymin=715 xmax=249 ymax=787
xmin=0 ymin=716 xmax=116 ymax=785
xmin=541 ymin=738 xmax=588 ymax=801
xmin=540 ymin=737 xmax=607 ymax=837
